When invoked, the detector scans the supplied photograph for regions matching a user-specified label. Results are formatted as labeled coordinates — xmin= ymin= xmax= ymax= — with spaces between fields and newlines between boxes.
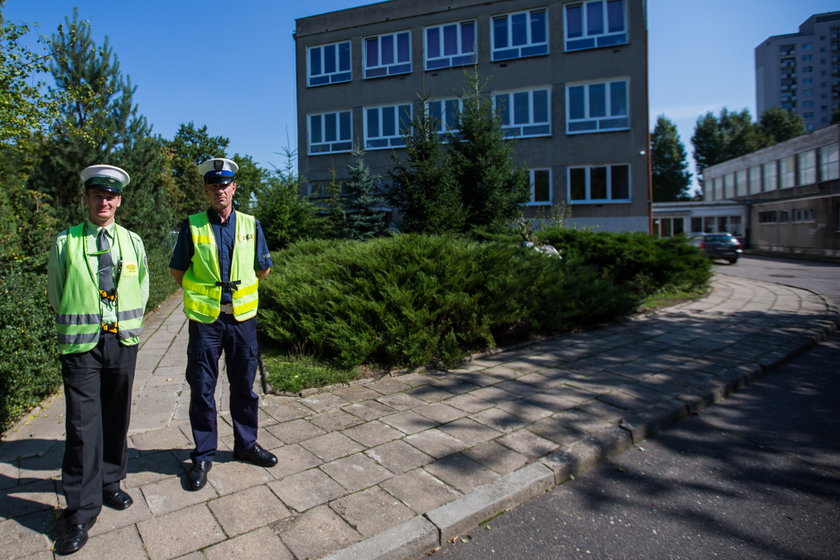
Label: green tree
xmin=389 ymin=98 xmax=465 ymax=233
xmin=832 ymin=106 xmax=840 ymax=124
xmin=691 ymin=108 xmax=765 ymax=193
xmin=341 ymin=148 xmax=389 ymax=239
xmin=651 ymin=115 xmax=692 ymax=202
xmin=165 ymin=121 xmax=229 ymax=217
xmin=253 ymin=148 xmax=323 ymax=249
xmin=447 ymin=73 xmax=530 ymax=234
xmin=759 ymin=106 xmax=805 ymax=144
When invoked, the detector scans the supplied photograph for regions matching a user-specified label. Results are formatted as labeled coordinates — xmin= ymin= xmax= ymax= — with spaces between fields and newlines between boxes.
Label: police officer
xmin=169 ymin=157 xmax=276 ymax=492
xmin=48 ymin=165 xmax=148 ymax=555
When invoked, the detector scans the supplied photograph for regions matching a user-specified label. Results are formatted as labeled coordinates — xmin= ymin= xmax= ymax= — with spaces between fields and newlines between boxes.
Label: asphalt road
xmin=427 ymin=256 xmax=840 ymax=560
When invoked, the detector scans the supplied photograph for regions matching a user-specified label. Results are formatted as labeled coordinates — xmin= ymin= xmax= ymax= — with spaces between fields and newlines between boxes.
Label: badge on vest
xmin=239 ymin=233 xmax=255 ymax=241
xmin=122 ymin=261 xmax=139 ymax=277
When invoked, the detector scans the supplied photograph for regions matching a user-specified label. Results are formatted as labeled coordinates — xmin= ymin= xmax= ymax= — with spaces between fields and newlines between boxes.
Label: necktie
xmin=97 ymin=228 xmax=115 ymax=300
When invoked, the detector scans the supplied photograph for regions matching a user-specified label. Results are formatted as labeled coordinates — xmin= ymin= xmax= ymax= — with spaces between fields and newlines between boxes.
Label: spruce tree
xmin=342 ymin=148 xmax=389 ymax=239
xmin=446 ymin=73 xmax=530 ymax=235
xmin=389 ymin=98 xmax=465 ymax=233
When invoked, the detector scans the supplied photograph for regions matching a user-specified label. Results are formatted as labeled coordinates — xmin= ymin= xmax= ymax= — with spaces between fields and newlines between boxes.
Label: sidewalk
xmin=2 ymin=275 xmax=838 ymax=560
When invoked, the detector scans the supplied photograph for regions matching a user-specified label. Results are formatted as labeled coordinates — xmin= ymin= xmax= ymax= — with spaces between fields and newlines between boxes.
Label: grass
xmin=261 ymin=347 xmax=359 ymax=394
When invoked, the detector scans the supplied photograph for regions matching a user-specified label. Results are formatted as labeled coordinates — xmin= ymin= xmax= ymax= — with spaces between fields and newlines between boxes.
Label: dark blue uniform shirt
xmin=169 ymin=210 xmax=273 ymax=304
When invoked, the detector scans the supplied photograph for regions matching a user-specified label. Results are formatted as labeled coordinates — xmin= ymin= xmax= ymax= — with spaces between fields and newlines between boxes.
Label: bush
xmin=258 ymin=234 xmax=643 ymax=371
xmin=0 ymin=268 xmax=61 ymax=432
xmin=535 ymin=227 xmax=711 ymax=297
xmin=145 ymin=242 xmax=178 ymax=311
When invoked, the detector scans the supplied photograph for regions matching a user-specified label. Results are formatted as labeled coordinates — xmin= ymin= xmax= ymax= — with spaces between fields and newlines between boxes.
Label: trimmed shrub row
xmin=258 ymin=232 xmax=706 ymax=372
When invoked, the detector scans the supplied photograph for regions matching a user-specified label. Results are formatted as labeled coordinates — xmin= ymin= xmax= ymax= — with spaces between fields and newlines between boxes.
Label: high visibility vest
xmin=56 ymin=223 xmax=145 ymax=354
xmin=181 ymin=211 xmax=259 ymax=323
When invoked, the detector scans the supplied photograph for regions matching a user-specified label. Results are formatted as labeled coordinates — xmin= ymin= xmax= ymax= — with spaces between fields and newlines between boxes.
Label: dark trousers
xmin=186 ymin=314 xmax=260 ymax=462
xmin=61 ymin=332 xmax=136 ymax=524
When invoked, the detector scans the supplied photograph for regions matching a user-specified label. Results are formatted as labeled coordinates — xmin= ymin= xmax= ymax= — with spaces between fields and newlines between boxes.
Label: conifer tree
xmin=446 ymin=73 xmax=530 ymax=234
xmin=389 ymin=98 xmax=465 ymax=233
xmin=342 ymin=148 xmax=388 ymax=239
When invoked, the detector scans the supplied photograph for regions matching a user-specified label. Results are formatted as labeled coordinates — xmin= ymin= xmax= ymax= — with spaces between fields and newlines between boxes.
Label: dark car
xmin=690 ymin=232 xmax=743 ymax=264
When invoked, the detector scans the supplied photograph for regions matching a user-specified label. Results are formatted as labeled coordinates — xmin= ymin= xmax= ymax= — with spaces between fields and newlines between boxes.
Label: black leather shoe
xmin=187 ymin=460 xmax=212 ymax=491
xmin=103 ymin=488 xmax=133 ymax=510
xmin=55 ymin=517 xmax=95 ymax=555
xmin=234 ymin=443 xmax=277 ymax=468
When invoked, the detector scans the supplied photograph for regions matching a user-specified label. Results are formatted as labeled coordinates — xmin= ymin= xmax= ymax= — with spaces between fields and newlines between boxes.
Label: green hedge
xmin=0 ymin=270 xmax=62 ymax=432
xmin=535 ymin=227 xmax=712 ymax=296
xmin=259 ymin=234 xmax=645 ymax=371
xmin=0 ymin=247 xmax=177 ymax=432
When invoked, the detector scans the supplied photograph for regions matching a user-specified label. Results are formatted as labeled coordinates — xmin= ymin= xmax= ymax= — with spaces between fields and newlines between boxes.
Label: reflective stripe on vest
xmin=56 ymin=223 xmax=145 ymax=354
xmin=182 ymin=211 xmax=259 ymax=323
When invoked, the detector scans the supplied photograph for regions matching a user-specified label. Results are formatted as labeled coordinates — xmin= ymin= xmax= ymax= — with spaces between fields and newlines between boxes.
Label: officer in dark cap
xmin=48 ymin=164 xmax=148 ymax=555
xmin=169 ymin=157 xmax=276 ymax=492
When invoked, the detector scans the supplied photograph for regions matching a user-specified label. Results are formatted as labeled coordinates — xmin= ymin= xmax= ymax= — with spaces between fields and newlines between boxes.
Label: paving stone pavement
xmin=1 ymin=274 xmax=838 ymax=560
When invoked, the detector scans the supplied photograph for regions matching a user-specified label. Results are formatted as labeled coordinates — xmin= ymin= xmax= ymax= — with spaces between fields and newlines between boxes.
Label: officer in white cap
xmin=47 ymin=164 xmax=149 ymax=555
xmin=169 ymin=157 xmax=276 ymax=492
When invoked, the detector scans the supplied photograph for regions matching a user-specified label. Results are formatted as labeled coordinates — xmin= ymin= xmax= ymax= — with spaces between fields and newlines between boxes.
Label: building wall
xmin=295 ymin=0 xmax=651 ymax=233
xmin=702 ymin=123 xmax=840 ymax=258
xmin=755 ymin=11 xmax=840 ymax=132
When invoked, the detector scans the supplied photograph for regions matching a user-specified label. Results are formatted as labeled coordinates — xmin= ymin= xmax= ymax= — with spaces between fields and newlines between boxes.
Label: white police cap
xmin=80 ymin=164 xmax=130 ymax=194
xmin=198 ymin=157 xmax=239 ymax=185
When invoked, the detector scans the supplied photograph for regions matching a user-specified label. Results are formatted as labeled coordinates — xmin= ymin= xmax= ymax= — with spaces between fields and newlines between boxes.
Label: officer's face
xmin=84 ymin=188 xmax=122 ymax=226
xmin=204 ymin=181 xmax=236 ymax=212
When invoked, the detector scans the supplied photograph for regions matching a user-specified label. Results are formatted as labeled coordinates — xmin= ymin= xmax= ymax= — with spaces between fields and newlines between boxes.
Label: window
xmin=568 ymin=163 xmax=630 ymax=203
xmin=797 ymin=150 xmax=816 ymax=184
xmin=527 ymin=169 xmax=551 ymax=205
xmin=565 ymin=0 xmax=628 ymax=52
xmin=495 ymin=88 xmax=551 ymax=138
xmin=748 ymin=166 xmax=761 ymax=194
xmin=780 ymin=155 xmax=795 ymax=188
xmin=365 ymin=104 xmax=412 ymax=149
xmin=736 ymin=169 xmax=747 ymax=197
xmin=759 ymin=211 xmax=779 ymax=224
xmin=425 ymin=21 xmax=476 ymax=70
xmin=491 ymin=9 xmax=548 ymax=61
xmin=364 ymin=31 xmax=411 ymax=79
xmin=427 ymin=98 xmax=463 ymax=136
xmin=308 ymin=41 xmax=352 ymax=87
xmin=791 ymin=208 xmax=815 ymax=222
xmin=566 ymin=79 xmax=629 ymax=133
xmin=308 ymin=110 xmax=352 ymax=155
xmin=763 ymin=161 xmax=777 ymax=191
xmin=820 ymin=143 xmax=839 ymax=180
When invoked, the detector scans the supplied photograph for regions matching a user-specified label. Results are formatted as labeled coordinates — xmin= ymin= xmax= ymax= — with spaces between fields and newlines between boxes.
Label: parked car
xmin=690 ymin=233 xmax=743 ymax=264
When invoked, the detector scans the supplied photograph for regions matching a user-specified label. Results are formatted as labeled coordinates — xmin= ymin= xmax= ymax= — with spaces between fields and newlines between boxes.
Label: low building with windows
xmin=654 ymin=123 xmax=840 ymax=259
xmin=294 ymin=0 xmax=651 ymax=232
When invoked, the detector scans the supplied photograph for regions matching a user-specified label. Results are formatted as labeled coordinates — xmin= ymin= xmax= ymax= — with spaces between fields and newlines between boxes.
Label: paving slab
xmin=1 ymin=275 xmax=837 ymax=559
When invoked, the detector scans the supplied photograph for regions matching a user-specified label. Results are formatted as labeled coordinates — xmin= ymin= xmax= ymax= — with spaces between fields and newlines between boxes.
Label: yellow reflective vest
xmin=55 ymin=223 xmax=145 ymax=354
xmin=181 ymin=211 xmax=259 ymax=323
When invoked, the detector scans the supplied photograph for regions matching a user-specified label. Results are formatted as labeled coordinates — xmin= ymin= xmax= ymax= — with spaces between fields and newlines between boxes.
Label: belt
xmin=219 ymin=303 xmax=234 ymax=315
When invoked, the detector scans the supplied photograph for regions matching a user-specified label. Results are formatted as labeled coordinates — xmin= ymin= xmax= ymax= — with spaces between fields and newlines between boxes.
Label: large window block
xmin=495 ymin=88 xmax=551 ymax=138
xmin=491 ymin=9 xmax=548 ymax=61
xmin=308 ymin=41 xmax=352 ymax=87
xmin=565 ymin=0 xmax=628 ymax=52
xmin=566 ymin=79 xmax=629 ymax=134
xmin=364 ymin=31 xmax=411 ymax=78
xmin=568 ymin=163 xmax=630 ymax=203
xmin=309 ymin=110 xmax=353 ymax=155
xmin=425 ymin=21 xmax=476 ymax=70
xmin=365 ymin=104 xmax=412 ymax=149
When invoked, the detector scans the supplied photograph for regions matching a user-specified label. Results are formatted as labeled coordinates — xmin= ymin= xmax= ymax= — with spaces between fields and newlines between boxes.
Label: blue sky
xmin=5 ymin=0 xmax=839 ymax=188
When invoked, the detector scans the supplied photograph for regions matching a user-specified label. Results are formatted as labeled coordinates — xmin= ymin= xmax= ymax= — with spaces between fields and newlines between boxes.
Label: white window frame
xmin=308 ymin=110 xmax=353 ymax=155
xmin=527 ymin=168 xmax=552 ymax=205
xmin=307 ymin=41 xmax=352 ymax=87
xmin=566 ymin=78 xmax=629 ymax=134
xmin=426 ymin=97 xmax=463 ymax=137
xmin=494 ymin=87 xmax=551 ymax=139
xmin=364 ymin=103 xmax=412 ymax=150
xmin=564 ymin=0 xmax=628 ymax=52
xmin=425 ymin=20 xmax=476 ymax=70
xmin=567 ymin=163 xmax=631 ymax=204
xmin=364 ymin=30 xmax=412 ymax=79
xmin=491 ymin=8 xmax=548 ymax=62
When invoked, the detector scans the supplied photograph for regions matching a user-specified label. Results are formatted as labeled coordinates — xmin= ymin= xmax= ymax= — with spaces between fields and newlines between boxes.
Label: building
xmin=755 ymin=11 xmax=840 ymax=132
xmin=702 ymin=123 xmax=840 ymax=258
xmin=653 ymin=124 xmax=840 ymax=258
xmin=294 ymin=0 xmax=651 ymax=233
